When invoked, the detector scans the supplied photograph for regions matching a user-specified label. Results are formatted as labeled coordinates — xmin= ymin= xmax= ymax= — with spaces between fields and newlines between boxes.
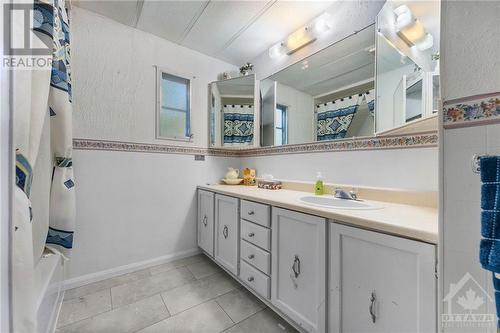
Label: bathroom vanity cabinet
xmin=197 ymin=190 xmax=214 ymax=256
xmin=214 ymin=194 xmax=239 ymax=275
xmin=272 ymin=208 xmax=326 ymax=333
xmin=329 ymin=224 xmax=436 ymax=333
xmin=197 ymin=187 xmax=437 ymax=333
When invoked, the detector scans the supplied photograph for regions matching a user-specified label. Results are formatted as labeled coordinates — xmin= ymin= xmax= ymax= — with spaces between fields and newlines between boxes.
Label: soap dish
xmin=222 ymin=178 xmax=243 ymax=185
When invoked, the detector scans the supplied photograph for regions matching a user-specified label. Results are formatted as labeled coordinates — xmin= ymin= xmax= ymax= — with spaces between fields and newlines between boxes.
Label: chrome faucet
xmin=334 ymin=188 xmax=358 ymax=201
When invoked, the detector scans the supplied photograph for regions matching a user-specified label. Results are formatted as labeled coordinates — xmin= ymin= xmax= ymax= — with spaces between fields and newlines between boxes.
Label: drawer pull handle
xmin=202 ymin=215 xmax=207 ymax=227
xmin=248 ymin=232 xmax=255 ymax=237
xmin=248 ymin=254 xmax=255 ymax=259
xmin=247 ymin=276 xmax=254 ymax=282
xmin=292 ymin=255 xmax=301 ymax=278
xmin=248 ymin=211 xmax=255 ymax=215
xmin=223 ymin=225 xmax=228 ymax=239
xmin=369 ymin=291 xmax=376 ymax=323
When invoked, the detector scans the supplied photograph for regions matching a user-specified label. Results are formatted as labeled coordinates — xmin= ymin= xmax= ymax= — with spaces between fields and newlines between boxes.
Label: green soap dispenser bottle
xmin=315 ymin=172 xmax=324 ymax=195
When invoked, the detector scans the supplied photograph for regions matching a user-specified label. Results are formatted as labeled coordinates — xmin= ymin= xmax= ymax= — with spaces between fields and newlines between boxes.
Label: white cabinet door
xmin=197 ymin=190 xmax=214 ymax=257
xmin=215 ymin=194 xmax=239 ymax=275
xmin=271 ymin=208 xmax=326 ymax=333
xmin=330 ymin=223 xmax=436 ymax=333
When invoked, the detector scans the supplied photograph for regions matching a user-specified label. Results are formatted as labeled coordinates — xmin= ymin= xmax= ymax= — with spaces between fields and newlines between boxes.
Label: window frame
xmin=275 ymin=104 xmax=288 ymax=146
xmin=155 ymin=67 xmax=193 ymax=142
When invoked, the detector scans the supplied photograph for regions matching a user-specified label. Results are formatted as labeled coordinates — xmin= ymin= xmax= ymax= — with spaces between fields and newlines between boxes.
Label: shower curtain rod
xmin=316 ymin=90 xmax=372 ymax=107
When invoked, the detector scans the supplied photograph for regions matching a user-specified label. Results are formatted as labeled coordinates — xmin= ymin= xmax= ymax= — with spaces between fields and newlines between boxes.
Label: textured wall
xmin=69 ymin=8 xmax=239 ymax=280
xmin=441 ymin=2 xmax=500 ymax=332
xmin=240 ymin=146 xmax=438 ymax=191
xmin=249 ymin=0 xmax=384 ymax=80
xmin=72 ymin=7 xmax=237 ymax=147
xmin=70 ymin=150 xmax=238 ymax=279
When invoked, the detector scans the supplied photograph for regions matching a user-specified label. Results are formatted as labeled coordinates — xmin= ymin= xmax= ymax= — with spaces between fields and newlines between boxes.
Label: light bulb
xmin=416 ymin=33 xmax=434 ymax=51
xmin=312 ymin=13 xmax=332 ymax=35
xmin=269 ymin=42 xmax=286 ymax=59
xmin=394 ymin=5 xmax=413 ymax=30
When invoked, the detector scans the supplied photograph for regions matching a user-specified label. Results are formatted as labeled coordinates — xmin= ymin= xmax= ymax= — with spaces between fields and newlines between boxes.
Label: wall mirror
xmin=260 ymin=25 xmax=376 ymax=147
xmin=375 ymin=1 xmax=440 ymax=134
xmin=209 ymin=75 xmax=256 ymax=148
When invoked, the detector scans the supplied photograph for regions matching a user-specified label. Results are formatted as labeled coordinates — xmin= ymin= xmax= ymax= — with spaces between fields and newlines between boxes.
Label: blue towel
xmin=480 ymin=156 xmax=500 ymax=328
xmin=480 ymin=156 xmax=500 ymax=272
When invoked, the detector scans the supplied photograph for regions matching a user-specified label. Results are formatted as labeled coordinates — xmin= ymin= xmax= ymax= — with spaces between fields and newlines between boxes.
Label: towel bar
xmin=472 ymin=154 xmax=494 ymax=174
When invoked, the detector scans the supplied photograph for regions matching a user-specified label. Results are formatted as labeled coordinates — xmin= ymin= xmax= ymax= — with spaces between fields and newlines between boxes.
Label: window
xmin=157 ymin=70 xmax=191 ymax=140
xmin=275 ymin=104 xmax=288 ymax=145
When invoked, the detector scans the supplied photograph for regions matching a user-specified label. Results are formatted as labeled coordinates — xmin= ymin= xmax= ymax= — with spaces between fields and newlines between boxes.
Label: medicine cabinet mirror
xmin=209 ymin=75 xmax=256 ymax=148
xmin=260 ymin=25 xmax=376 ymax=147
xmin=375 ymin=1 xmax=440 ymax=134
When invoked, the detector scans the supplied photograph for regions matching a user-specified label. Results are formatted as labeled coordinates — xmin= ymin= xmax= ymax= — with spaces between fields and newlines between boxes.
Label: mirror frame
xmin=207 ymin=74 xmax=259 ymax=149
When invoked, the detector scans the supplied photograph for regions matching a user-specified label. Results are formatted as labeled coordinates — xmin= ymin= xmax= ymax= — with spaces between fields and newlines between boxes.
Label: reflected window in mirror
xmin=260 ymin=25 xmax=376 ymax=147
xmin=157 ymin=71 xmax=191 ymax=140
xmin=275 ymin=104 xmax=288 ymax=145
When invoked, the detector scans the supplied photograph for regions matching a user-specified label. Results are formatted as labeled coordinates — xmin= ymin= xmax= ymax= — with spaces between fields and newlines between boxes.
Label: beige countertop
xmin=198 ymin=184 xmax=438 ymax=244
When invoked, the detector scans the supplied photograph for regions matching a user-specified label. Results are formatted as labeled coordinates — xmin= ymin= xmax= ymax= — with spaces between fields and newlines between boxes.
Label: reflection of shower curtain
xmin=366 ymin=89 xmax=375 ymax=115
xmin=223 ymin=105 xmax=254 ymax=145
xmin=316 ymin=97 xmax=360 ymax=141
xmin=13 ymin=0 xmax=74 ymax=330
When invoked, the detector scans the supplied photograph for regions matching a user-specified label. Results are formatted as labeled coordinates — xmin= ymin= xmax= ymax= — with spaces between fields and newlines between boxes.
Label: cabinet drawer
xmin=241 ymin=200 xmax=270 ymax=227
xmin=240 ymin=260 xmax=270 ymax=299
xmin=241 ymin=240 xmax=271 ymax=275
xmin=241 ymin=220 xmax=271 ymax=251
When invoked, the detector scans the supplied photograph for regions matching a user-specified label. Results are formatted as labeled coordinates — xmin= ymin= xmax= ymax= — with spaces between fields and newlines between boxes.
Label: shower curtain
xmin=13 ymin=0 xmax=74 ymax=330
xmin=316 ymin=97 xmax=361 ymax=141
xmin=223 ymin=104 xmax=254 ymax=146
xmin=366 ymin=89 xmax=375 ymax=115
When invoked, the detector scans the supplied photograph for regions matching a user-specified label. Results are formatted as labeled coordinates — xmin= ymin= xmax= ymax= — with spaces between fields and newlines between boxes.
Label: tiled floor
xmin=57 ymin=254 xmax=298 ymax=333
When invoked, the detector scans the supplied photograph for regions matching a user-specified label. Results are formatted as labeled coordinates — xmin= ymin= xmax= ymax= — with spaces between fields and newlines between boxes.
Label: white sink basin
xmin=299 ymin=195 xmax=380 ymax=210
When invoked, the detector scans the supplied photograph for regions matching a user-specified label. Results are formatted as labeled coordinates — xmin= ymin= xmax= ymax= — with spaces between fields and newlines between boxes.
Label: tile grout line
xmin=220 ymin=308 xmax=268 ymax=333
xmin=214 ymin=298 xmax=235 ymax=324
xmin=109 ymin=288 xmax=114 ymax=309
xmin=58 ymin=255 xmax=209 ymax=328
xmin=149 ymin=270 xmax=238 ymax=319
xmin=56 ymin=301 xmax=114 ymax=330
xmin=130 ymin=295 xmax=173 ymax=333
xmin=65 ymin=254 xmax=206 ymax=300
xmin=135 ymin=295 xmax=235 ymax=333
xmin=98 ymin=258 xmax=209 ymax=309
xmin=159 ymin=280 xmax=237 ymax=318
xmin=159 ymin=292 xmax=171 ymax=317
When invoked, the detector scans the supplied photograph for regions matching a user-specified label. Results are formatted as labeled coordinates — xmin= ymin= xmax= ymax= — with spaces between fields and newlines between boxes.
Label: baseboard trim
xmin=63 ymin=248 xmax=201 ymax=290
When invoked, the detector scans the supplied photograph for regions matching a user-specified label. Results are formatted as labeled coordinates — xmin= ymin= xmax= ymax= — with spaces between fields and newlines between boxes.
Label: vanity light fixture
xmin=393 ymin=5 xmax=433 ymax=51
xmin=269 ymin=42 xmax=287 ymax=59
xmin=416 ymin=33 xmax=434 ymax=51
xmin=268 ymin=12 xmax=332 ymax=59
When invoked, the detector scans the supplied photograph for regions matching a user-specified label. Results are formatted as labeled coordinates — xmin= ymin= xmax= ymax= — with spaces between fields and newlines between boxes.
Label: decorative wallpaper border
xmin=443 ymin=92 xmax=500 ymax=129
xmin=73 ymin=132 xmax=437 ymax=157
xmin=72 ymin=139 xmax=240 ymax=157
xmin=235 ymin=132 xmax=437 ymax=157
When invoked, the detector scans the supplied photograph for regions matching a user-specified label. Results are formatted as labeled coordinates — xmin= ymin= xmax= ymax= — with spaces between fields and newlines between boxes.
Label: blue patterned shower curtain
xmin=38 ymin=0 xmax=76 ymax=255
xmin=223 ymin=104 xmax=254 ymax=145
xmin=12 ymin=0 xmax=74 ymax=330
xmin=316 ymin=98 xmax=359 ymax=141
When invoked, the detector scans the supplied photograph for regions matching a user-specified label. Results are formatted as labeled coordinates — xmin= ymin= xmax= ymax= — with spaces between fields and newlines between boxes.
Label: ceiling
xmin=74 ymin=0 xmax=335 ymax=66
xmin=269 ymin=25 xmax=376 ymax=97
xmin=215 ymin=74 xmax=254 ymax=96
